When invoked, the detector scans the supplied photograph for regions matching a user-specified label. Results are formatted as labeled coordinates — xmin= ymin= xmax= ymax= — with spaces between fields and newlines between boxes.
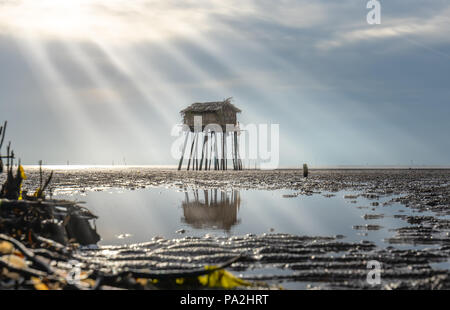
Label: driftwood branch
xmin=0 ymin=234 xmax=54 ymax=274
xmin=0 ymin=121 xmax=6 ymax=150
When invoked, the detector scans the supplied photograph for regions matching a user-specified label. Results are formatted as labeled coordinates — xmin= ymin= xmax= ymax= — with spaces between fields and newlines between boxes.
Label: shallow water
xmin=55 ymin=186 xmax=422 ymax=249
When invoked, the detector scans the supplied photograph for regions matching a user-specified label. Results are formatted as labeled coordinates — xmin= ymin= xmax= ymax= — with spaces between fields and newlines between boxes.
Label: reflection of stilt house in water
xmin=181 ymin=189 xmax=240 ymax=231
xmin=178 ymin=98 xmax=243 ymax=170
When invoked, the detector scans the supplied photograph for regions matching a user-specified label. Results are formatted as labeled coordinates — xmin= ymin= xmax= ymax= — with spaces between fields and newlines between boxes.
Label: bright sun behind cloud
xmin=0 ymin=0 xmax=220 ymax=43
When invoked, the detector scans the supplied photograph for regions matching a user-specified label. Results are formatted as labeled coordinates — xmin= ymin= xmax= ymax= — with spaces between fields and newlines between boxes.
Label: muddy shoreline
xmin=4 ymin=168 xmax=449 ymax=289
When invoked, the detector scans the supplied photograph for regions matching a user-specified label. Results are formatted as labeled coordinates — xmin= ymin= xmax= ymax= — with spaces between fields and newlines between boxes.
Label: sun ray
xmin=59 ymin=40 xmax=160 ymax=160
xmin=92 ymin=40 xmax=176 ymax=125
xmin=16 ymin=36 xmax=102 ymax=144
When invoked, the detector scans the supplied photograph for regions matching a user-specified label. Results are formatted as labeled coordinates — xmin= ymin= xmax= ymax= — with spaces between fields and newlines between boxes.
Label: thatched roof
xmin=180 ymin=98 xmax=241 ymax=114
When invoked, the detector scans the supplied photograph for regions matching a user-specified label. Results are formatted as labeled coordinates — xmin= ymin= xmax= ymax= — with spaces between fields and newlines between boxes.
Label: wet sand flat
xmin=6 ymin=168 xmax=450 ymax=289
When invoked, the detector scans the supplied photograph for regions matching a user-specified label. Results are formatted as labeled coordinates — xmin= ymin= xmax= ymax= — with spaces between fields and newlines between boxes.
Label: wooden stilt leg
xmin=224 ymin=132 xmax=228 ymax=170
xmin=231 ymin=132 xmax=236 ymax=170
xmin=236 ymin=132 xmax=241 ymax=170
xmin=193 ymin=132 xmax=199 ymax=170
xmin=221 ymin=132 xmax=225 ymax=170
xmin=178 ymin=131 xmax=189 ymax=171
xmin=236 ymin=132 xmax=242 ymax=170
xmin=199 ymin=133 xmax=208 ymax=170
xmin=217 ymin=134 xmax=222 ymax=170
xmin=187 ymin=132 xmax=195 ymax=171
xmin=208 ymin=132 xmax=213 ymax=170
xmin=234 ymin=131 xmax=239 ymax=170
xmin=204 ymin=133 xmax=208 ymax=170
xmin=214 ymin=132 xmax=219 ymax=170
xmin=233 ymin=131 xmax=237 ymax=170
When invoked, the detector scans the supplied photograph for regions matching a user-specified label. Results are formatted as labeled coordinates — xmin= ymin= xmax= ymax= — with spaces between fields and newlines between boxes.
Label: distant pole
xmin=303 ymin=163 xmax=309 ymax=178
xmin=178 ymin=131 xmax=189 ymax=170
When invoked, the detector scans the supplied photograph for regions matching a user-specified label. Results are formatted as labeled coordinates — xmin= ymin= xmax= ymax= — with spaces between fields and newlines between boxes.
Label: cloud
xmin=316 ymin=6 xmax=450 ymax=50
xmin=0 ymin=0 xmax=330 ymax=44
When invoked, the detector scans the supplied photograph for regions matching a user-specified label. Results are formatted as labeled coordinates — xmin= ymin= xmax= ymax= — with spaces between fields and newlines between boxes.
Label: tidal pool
xmin=54 ymin=186 xmax=418 ymax=248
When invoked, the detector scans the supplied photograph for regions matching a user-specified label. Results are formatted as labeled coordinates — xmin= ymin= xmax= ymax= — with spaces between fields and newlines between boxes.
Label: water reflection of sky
xmin=55 ymin=186 xmax=426 ymax=248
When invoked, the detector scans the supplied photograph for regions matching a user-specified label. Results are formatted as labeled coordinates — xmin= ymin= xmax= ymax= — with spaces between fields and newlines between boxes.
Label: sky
xmin=0 ymin=0 xmax=449 ymax=167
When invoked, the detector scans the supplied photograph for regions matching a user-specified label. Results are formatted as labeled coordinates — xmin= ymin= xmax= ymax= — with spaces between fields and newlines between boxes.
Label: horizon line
xmin=18 ymin=164 xmax=450 ymax=170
